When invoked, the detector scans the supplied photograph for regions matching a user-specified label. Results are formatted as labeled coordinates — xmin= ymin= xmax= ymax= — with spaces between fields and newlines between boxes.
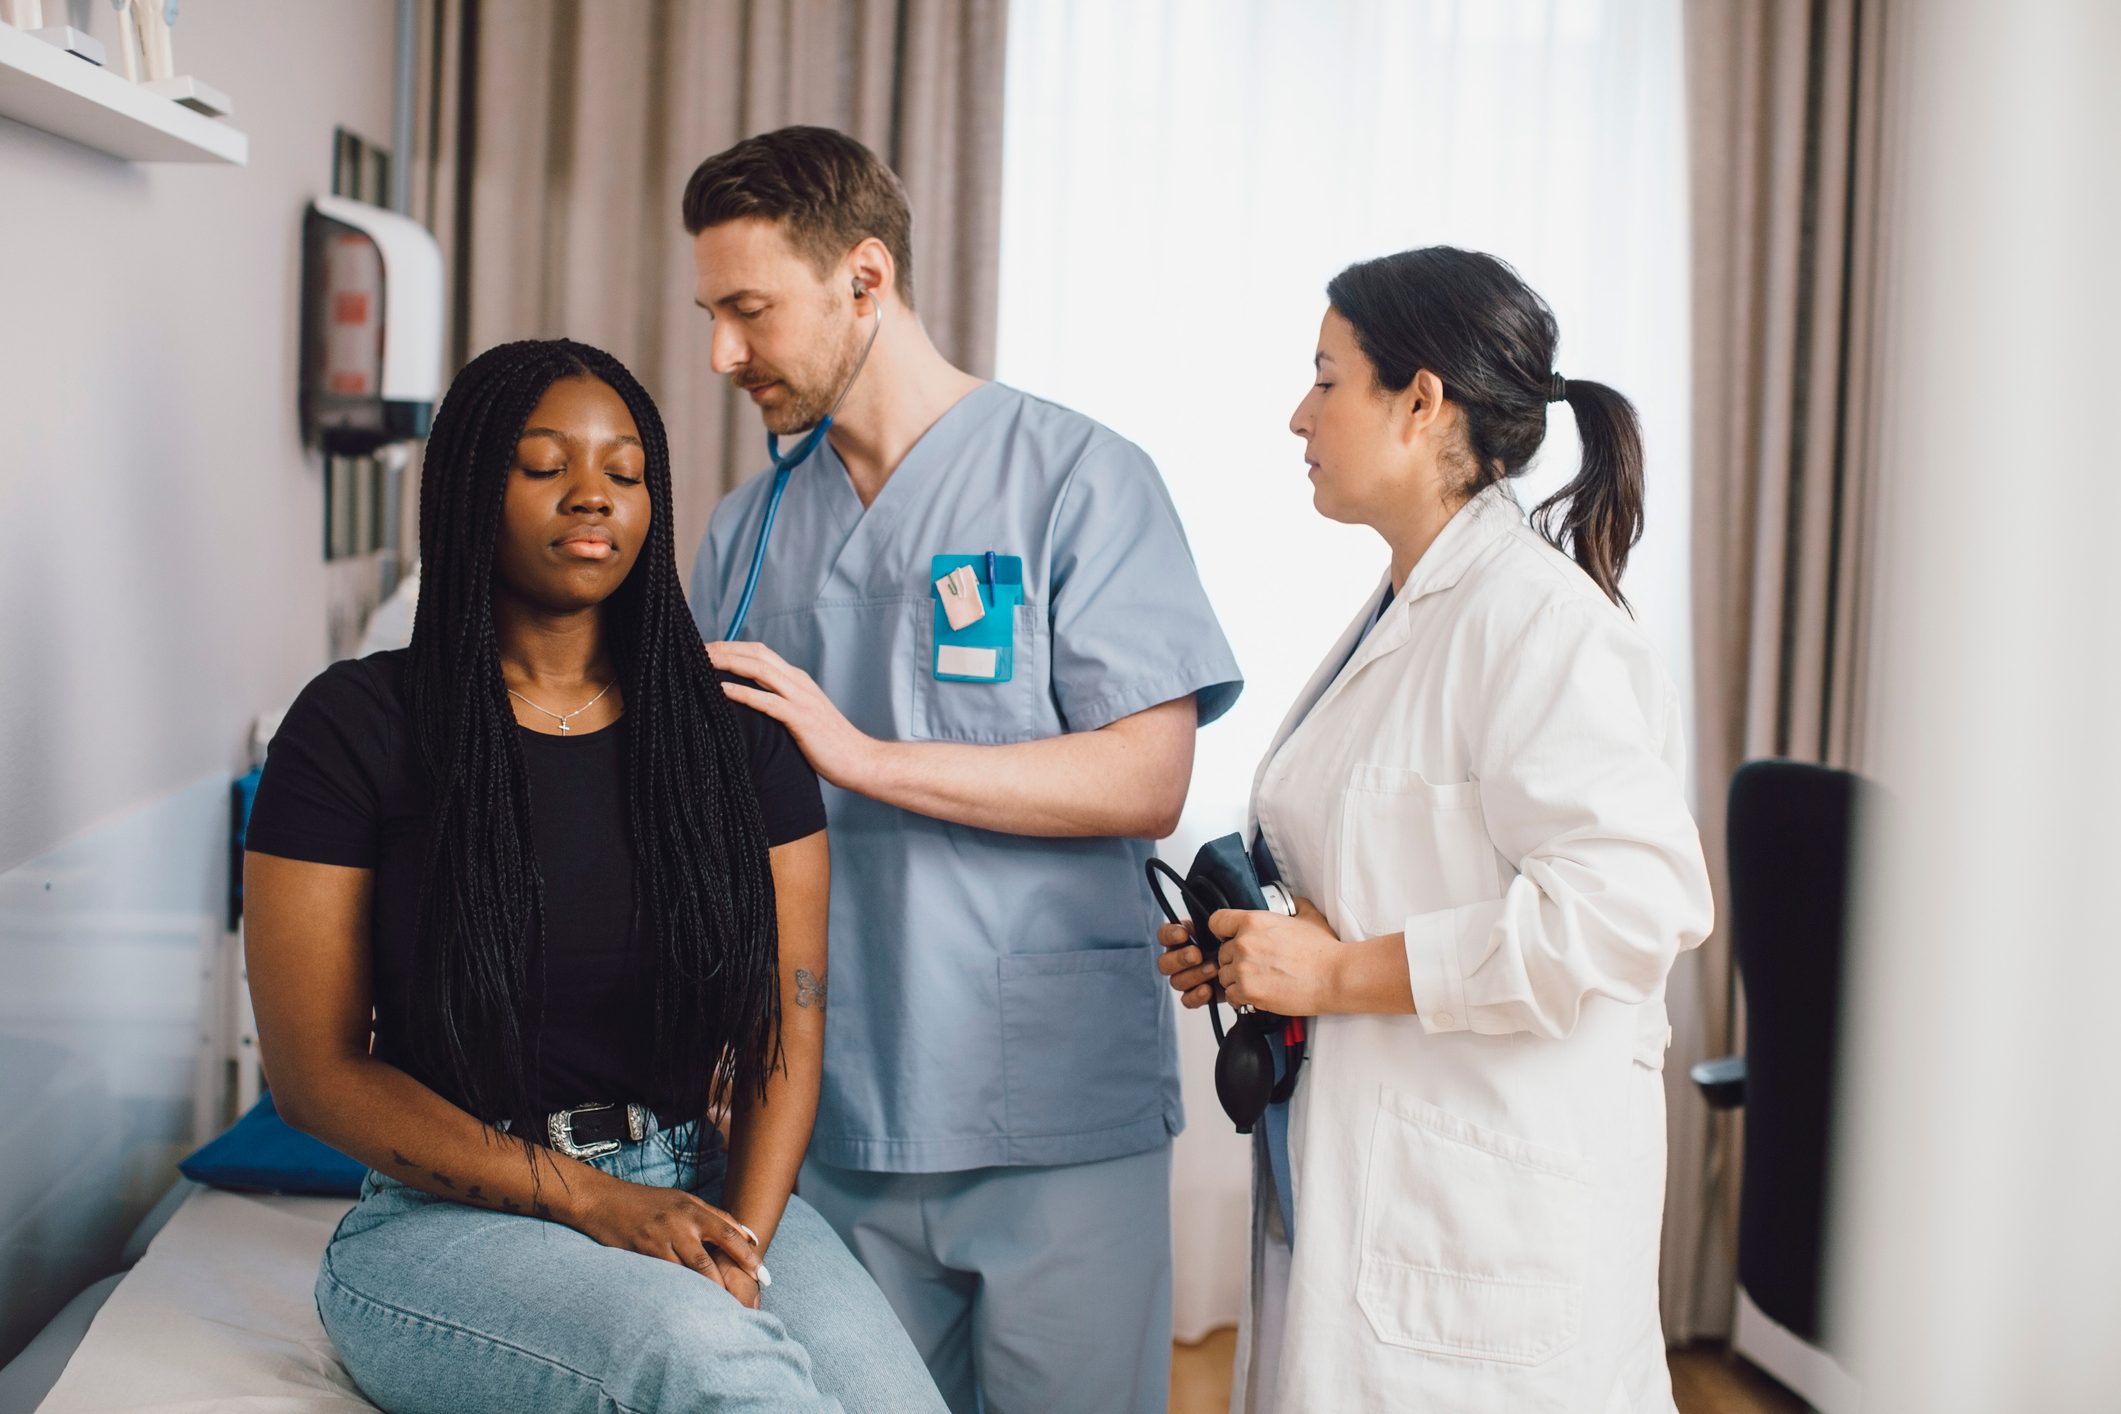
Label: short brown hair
xmin=682 ymin=126 xmax=916 ymax=310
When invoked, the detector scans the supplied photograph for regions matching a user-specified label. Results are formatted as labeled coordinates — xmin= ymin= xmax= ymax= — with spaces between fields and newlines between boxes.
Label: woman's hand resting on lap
xmin=571 ymin=1174 xmax=766 ymax=1308
xmin=1156 ymin=897 xmax=1344 ymax=1016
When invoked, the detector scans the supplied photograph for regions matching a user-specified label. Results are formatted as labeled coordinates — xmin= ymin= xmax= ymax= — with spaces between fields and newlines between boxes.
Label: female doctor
xmin=1159 ymin=247 xmax=1714 ymax=1412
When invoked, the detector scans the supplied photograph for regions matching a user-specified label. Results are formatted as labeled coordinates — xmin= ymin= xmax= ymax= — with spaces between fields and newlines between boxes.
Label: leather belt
xmin=544 ymin=1102 xmax=652 ymax=1160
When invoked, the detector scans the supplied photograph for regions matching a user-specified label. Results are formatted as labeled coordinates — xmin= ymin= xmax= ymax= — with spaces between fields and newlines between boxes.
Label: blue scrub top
xmin=692 ymin=382 xmax=1243 ymax=1173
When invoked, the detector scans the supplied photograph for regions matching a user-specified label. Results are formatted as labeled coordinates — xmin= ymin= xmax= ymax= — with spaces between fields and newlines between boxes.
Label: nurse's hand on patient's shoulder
xmin=1204 ymin=899 xmax=1343 ymax=1016
xmin=708 ymin=640 xmax=880 ymax=791
xmin=572 ymin=1172 xmax=764 ymax=1306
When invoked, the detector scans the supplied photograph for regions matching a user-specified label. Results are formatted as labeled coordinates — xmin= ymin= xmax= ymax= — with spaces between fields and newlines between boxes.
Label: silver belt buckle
xmin=546 ymin=1102 xmax=648 ymax=1160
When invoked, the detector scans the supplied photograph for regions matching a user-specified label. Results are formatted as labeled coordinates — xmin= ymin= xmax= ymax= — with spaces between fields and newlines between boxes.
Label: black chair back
xmin=1727 ymin=758 xmax=1870 ymax=1344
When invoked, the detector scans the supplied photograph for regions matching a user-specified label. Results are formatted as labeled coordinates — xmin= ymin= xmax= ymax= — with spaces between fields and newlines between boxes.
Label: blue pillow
xmin=179 ymin=1092 xmax=367 ymax=1197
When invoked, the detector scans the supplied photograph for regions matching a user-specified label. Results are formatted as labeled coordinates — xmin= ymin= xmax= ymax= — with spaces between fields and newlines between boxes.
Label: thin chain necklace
xmin=506 ymin=679 xmax=615 ymax=735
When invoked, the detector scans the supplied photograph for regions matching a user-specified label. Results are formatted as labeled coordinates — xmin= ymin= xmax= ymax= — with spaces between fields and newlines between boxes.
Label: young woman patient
xmin=243 ymin=339 xmax=944 ymax=1414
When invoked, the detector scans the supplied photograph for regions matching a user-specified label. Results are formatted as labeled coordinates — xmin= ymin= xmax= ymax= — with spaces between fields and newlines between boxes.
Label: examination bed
xmin=0 ymin=1181 xmax=376 ymax=1412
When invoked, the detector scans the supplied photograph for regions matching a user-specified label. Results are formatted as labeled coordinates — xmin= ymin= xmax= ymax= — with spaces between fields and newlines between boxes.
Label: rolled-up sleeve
xmin=1046 ymin=438 xmax=1243 ymax=732
xmin=1402 ymin=601 xmax=1714 ymax=1038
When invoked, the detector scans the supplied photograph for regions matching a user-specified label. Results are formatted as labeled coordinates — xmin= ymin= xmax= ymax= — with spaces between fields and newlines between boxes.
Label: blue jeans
xmin=316 ymin=1121 xmax=945 ymax=1414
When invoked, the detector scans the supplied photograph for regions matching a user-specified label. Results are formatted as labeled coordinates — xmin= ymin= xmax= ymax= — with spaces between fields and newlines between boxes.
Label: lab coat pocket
xmin=1355 ymin=1086 xmax=1588 ymax=1367
xmin=1337 ymin=765 xmax=1501 ymax=938
xmin=997 ymin=947 xmax=1163 ymax=1137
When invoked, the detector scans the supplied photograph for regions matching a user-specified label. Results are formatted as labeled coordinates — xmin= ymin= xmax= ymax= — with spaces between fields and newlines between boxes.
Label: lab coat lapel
xmin=1246 ymin=569 xmax=1392 ymax=834
xmin=1295 ymin=587 xmax=1414 ymax=731
xmin=1245 ymin=486 xmax=1523 ymax=832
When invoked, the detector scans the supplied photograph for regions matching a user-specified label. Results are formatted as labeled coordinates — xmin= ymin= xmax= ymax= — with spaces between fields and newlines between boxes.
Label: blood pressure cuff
xmin=1182 ymin=832 xmax=1274 ymax=948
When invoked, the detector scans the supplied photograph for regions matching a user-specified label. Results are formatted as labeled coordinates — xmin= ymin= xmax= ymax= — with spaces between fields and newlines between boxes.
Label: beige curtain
xmin=409 ymin=0 xmax=1007 ymax=560
xmin=1669 ymin=0 xmax=1892 ymax=1343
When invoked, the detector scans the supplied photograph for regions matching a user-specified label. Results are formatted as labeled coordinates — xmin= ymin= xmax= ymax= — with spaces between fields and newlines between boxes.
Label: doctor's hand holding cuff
xmin=1157 ymin=895 xmax=1419 ymax=1019
xmin=1172 ymin=248 xmax=1712 ymax=1414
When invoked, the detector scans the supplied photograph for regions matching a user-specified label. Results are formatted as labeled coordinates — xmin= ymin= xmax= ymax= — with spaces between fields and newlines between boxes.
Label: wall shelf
xmin=0 ymin=22 xmax=245 ymax=164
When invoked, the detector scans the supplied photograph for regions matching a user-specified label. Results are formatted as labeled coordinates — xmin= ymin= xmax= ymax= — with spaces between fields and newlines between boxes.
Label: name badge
xmin=929 ymin=553 xmax=1022 ymax=684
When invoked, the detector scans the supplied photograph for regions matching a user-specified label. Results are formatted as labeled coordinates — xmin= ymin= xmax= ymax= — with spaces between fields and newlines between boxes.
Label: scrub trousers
xmin=316 ymin=1120 xmax=945 ymax=1414
xmin=800 ymin=1143 xmax=1173 ymax=1414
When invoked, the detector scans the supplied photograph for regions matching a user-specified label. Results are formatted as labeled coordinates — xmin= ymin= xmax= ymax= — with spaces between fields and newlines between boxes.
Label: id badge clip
xmin=929 ymin=552 xmax=1022 ymax=683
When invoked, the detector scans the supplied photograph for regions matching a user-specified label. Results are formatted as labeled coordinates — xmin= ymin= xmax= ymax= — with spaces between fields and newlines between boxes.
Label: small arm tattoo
xmin=795 ymin=967 xmax=828 ymax=1009
xmin=383 ymin=1150 xmax=549 ymax=1221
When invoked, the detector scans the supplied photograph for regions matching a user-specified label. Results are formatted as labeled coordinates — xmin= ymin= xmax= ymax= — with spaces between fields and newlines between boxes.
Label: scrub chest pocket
xmin=928 ymin=553 xmax=1021 ymax=682
xmin=914 ymin=554 xmax=1045 ymax=743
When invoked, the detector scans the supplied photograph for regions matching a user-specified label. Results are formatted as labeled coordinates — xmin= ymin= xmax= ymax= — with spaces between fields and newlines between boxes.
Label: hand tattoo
xmin=795 ymin=967 xmax=827 ymax=1009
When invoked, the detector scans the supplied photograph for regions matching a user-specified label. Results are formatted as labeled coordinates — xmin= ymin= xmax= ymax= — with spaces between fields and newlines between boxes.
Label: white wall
xmin=0 ymin=0 xmax=397 ymax=1364
xmin=0 ymin=0 xmax=396 ymax=870
xmin=1832 ymin=0 xmax=2121 ymax=1407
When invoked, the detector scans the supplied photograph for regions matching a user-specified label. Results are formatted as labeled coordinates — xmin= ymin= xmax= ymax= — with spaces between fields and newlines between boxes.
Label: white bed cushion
xmin=38 ymin=1189 xmax=377 ymax=1412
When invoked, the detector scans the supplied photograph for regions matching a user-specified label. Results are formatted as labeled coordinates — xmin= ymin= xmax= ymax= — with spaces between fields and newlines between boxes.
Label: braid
xmin=587 ymin=351 xmax=783 ymax=1122
xmin=405 ymin=340 xmax=781 ymax=1163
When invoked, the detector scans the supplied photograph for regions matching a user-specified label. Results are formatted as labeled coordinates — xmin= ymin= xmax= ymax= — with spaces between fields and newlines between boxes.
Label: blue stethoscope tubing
xmin=722 ymin=424 xmax=825 ymax=641
xmin=722 ymin=292 xmax=886 ymax=641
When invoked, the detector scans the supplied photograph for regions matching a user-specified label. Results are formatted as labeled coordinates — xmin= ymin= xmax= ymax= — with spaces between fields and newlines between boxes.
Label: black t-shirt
xmin=245 ymin=649 xmax=824 ymax=1117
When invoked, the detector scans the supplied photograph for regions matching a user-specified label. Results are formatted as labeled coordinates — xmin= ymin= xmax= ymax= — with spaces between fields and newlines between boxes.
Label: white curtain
xmin=997 ymin=0 xmax=1693 ymax=1339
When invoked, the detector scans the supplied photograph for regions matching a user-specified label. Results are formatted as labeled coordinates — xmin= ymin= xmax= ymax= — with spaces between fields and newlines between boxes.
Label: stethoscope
xmin=722 ymin=279 xmax=886 ymax=640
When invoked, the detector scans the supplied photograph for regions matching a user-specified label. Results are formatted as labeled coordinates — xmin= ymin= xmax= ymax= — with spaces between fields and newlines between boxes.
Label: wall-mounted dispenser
xmin=299 ymin=194 xmax=443 ymax=453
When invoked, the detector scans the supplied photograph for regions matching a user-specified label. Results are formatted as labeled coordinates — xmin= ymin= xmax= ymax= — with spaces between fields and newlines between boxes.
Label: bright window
xmin=998 ymin=0 xmax=1693 ymax=835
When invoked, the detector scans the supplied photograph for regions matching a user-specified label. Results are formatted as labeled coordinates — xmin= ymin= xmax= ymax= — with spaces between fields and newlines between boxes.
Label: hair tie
xmin=1547 ymin=373 xmax=1568 ymax=404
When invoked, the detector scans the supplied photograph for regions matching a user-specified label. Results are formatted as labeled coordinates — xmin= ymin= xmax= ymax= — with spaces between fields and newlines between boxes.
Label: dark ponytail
xmin=1325 ymin=247 xmax=1646 ymax=607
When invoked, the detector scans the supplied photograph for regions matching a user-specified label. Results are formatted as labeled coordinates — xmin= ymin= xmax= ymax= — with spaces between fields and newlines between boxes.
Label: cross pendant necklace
xmin=507 ymin=679 xmax=615 ymax=735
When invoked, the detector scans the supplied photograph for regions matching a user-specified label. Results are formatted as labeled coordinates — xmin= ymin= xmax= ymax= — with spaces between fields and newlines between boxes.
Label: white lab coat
xmin=1232 ymin=485 xmax=1714 ymax=1413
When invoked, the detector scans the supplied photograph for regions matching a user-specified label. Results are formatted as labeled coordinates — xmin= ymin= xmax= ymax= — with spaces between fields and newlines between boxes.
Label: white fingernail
xmin=755 ymin=1263 xmax=772 ymax=1289
xmin=737 ymin=1222 xmax=759 ymax=1244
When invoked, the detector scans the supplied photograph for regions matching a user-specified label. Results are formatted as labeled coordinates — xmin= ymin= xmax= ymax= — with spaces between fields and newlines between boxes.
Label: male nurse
xmin=684 ymin=127 xmax=1241 ymax=1414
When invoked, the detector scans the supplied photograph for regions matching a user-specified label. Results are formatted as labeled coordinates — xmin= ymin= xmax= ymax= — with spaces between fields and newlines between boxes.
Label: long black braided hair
xmin=404 ymin=338 xmax=780 ymax=1156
